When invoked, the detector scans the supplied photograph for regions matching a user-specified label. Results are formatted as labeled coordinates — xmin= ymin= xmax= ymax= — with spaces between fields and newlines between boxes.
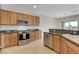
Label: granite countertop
xmin=62 ymin=34 xmax=79 ymax=45
xmin=0 ymin=29 xmax=39 ymax=34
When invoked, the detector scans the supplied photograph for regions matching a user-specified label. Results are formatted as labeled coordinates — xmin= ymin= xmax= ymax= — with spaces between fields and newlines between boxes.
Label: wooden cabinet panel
xmin=0 ymin=34 xmax=1 ymax=46
xmin=4 ymin=34 xmax=11 ymax=48
xmin=60 ymin=36 xmax=79 ymax=54
xmin=10 ymin=12 xmax=17 ymax=24
xmin=66 ymin=39 xmax=79 ymax=54
xmin=1 ymin=33 xmax=18 ymax=48
xmin=0 ymin=10 xmax=9 ymax=24
xmin=33 ymin=16 xmax=37 ymax=26
xmin=30 ymin=32 xmax=35 ymax=41
xmin=35 ymin=31 xmax=39 ymax=40
xmin=61 ymin=37 xmax=68 ymax=54
xmin=36 ymin=16 xmax=40 ymax=26
xmin=53 ymin=35 xmax=61 ymax=53
xmin=44 ymin=32 xmax=53 ymax=49
xmin=10 ymin=33 xmax=18 ymax=46
xmin=29 ymin=15 xmax=33 ymax=25
xmin=17 ymin=13 xmax=23 ymax=19
xmin=67 ymin=47 xmax=77 ymax=54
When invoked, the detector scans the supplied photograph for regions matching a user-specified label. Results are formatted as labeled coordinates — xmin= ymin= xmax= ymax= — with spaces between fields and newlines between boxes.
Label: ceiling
xmin=1 ymin=4 xmax=79 ymax=18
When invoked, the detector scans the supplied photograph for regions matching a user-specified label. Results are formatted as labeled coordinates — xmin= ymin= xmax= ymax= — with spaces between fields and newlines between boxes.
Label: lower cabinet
xmin=30 ymin=31 xmax=40 ymax=42
xmin=35 ymin=31 xmax=39 ymax=40
xmin=4 ymin=34 xmax=11 ymax=48
xmin=44 ymin=33 xmax=79 ymax=54
xmin=53 ymin=34 xmax=61 ymax=53
xmin=61 ymin=37 xmax=68 ymax=54
xmin=1 ymin=33 xmax=18 ymax=48
xmin=61 ymin=37 xmax=79 ymax=54
xmin=67 ymin=47 xmax=77 ymax=54
xmin=30 ymin=32 xmax=35 ymax=41
xmin=10 ymin=33 xmax=18 ymax=46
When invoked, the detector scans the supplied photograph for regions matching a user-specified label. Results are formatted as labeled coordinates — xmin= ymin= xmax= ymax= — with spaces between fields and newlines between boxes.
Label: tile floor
xmin=0 ymin=39 xmax=56 ymax=54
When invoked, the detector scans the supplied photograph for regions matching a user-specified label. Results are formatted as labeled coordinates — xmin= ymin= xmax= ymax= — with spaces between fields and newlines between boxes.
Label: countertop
xmin=0 ymin=29 xmax=39 ymax=34
xmin=62 ymin=34 xmax=79 ymax=46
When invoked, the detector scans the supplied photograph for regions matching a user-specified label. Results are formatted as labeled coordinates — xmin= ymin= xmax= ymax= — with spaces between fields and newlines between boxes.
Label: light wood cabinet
xmin=1 ymin=33 xmax=18 ymax=48
xmin=33 ymin=16 xmax=37 ymax=26
xmin=0 ymin=9 xmax=40 ymax=25
xmin=9 ymin=12 xmax=17 ymax=24
xmin=35 ymin=31 xmax=39 ymax=40
xmin=67 ymin=46 xmax=76 ymax=54
xmin=17 ymin=13 xmax=23 ymax=19
xmin=61 ymin=37 xmax=68 ymax=54
xmin=36 ymin=16 xmax=40 ymax=26
xmin=60 ymin=36 xmax=79 ymax=54
xmin=53 ymin=34 xmax=61 ymax=53
xmin=66 ymin=39 xmax=79 ymax=54
xmin=10 ymin=33 xmax=18 ymax=46
xmin=0 ymin=10 xmax=9 ymax=24
xmin=29 ymin=15 xmax=33 ymax=25
xmin=0 ymin=34 xmax=1 ymax=46
xmin=30 ymin=32 xmax=35 ymax=41
xmin=4 ymin=34 xmax=11 ymax=48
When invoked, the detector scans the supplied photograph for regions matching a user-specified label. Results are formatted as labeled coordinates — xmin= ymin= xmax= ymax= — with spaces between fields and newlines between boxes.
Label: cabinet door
xmin=35 ymin=31 xmax=39 ymax=40
xmin=0 ymin=34 xmax=1 ymax=46
xmin=29 ymin=15 xmax=33 ymax=26
xmin=30 ymin=32 xmax=35 ymax=41
xmin=36 ymin=17 xmax=40 ymax=26
xmin=17 ymin=13 xmax=23 ymax=19
xmin=1 ymin=10 xmax=9 ymax=24
xmin=10 ymin=33 xmax=18 ymax=46
xmin=67 ymin=47 xmax=77 ymax=54
xmin=66 ymin=39 xmax=79 ymax=54
xmin=32 ymin=16 xmax=36 ymax=26
xmin=53 ymin=35 xmax=61 ymax=53
xmin=61 ymin=37 xmax=68 ymax=54
xmin=4 ymin=34 xmax=11 ymax=48
xmin=10 ymin=12 xmax=17 ymax=24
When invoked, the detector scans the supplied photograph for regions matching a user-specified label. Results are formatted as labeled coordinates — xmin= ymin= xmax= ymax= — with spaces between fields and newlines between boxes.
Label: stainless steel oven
xmin=19 ymin=32 xmax=30 ymax=45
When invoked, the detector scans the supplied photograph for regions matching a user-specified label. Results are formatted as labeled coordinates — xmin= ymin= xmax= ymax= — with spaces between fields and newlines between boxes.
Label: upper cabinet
xmin=9 ymin=11 xmax=17 ymax=24
xmin=0 ymin=10 xmax=10 ymax=24
xmin=0 ymin=9 xmax=40 ymax=26
xmin=17 ymin=13 xmax=23 ymax=19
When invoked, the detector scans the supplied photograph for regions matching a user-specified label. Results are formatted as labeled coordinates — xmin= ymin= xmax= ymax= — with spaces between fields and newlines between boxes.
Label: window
xmin=70 ymin=21 xmax=78 ymax=30
xmin=64 ymin=22 xmax=69 ymax=30
xmin=63 ymin=21 xmax=78 ymax=30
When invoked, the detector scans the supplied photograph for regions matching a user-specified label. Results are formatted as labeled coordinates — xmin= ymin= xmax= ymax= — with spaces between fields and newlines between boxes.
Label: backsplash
xmin=0 ymin=25 xmax=39 ymax=30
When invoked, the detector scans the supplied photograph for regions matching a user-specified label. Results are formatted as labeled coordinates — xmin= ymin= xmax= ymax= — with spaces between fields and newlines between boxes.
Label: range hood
xmin=18 ymin=20 xmax=29 ymax=26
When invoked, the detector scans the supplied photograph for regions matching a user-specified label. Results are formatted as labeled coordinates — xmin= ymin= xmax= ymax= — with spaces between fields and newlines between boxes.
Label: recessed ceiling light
xmin=33 ymin=5 xmax=37 ymax=8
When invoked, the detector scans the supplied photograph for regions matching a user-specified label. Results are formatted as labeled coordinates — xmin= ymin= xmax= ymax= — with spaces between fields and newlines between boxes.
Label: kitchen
xmin=0 ymin=4 xmax=79 ymax=54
